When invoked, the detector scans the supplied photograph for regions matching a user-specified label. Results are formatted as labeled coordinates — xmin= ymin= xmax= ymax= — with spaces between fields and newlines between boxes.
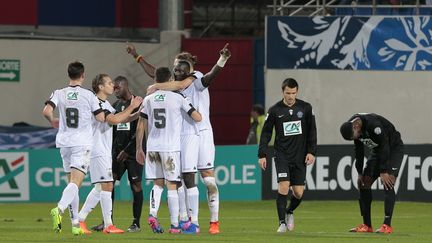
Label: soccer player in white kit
xmin=126 ymin=43 xmax=231 ymax=234
xmin=42 ymin=61 xmax=105 ymax=235
xmin=77 ymin=74 xmax=143 ymax=234
xmin=135 ymin=67 xmax=202 ymax=234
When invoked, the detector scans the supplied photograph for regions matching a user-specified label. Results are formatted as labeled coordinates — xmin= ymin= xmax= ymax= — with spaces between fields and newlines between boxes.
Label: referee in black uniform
xmin=258 ymin=78 xmax=317 ymax=233
xmin=340 ymin=113 xmax=403 ymax=234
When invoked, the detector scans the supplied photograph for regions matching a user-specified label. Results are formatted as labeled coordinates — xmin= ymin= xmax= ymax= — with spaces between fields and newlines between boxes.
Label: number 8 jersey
xmin=46 ymin=85 xmax=103 ymax=148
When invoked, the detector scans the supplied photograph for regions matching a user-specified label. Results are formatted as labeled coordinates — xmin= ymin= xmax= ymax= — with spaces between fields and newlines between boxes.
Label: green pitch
xmin=0 ymin=200 xmax=431 ymax=242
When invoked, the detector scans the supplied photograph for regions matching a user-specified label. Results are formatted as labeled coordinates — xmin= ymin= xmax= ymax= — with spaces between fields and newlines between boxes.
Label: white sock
xmin=203 ymin=177 xmax=219 ymax=222
xmin=78 ymin=187 xmax=101 ymax=221
xmin=58 ymin=183 xmax=78 ymax=213
xmin=69 ymin=193 xmax=79 ymax=225
xmin=100 ymin=191 xmax=113 ymax=227
xmin=186 ymin=187 xmax=199 ymax=225
xmin=167 ymin=190 xmax=179 ymax=227
xmin=178 ymin=184 xmax=189 ymax=221
xmin=149 ymin=185 xmax=163 ymax=218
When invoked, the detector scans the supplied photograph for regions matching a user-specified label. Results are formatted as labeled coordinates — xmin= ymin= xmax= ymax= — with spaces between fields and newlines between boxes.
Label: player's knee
xmin=101 ymin=182 xmax=113 ymax=192
xmin=200 ymin=169 xmax=214 ymax=178
xmin=183 ymin=173 xmax=196 ymax=188
xmin=203 ymin=176 xmax=218 ymax=194
xmin=131 ymin=181 xmax=142 ymax=192
xmin=278 ymin=181 xmax=290 ymax=194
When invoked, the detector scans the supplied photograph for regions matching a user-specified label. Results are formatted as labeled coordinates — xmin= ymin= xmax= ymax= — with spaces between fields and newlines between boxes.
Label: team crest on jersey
xmin=297 ymin=111 xmax=303 ymax=119
xmin=66 ymin=91 xmax=78 ymax=100
xmin=154 ymin=94 xmax=165 ymax=102
xmin=283 ymin=120 xmax=302 ymax=136
xmin=289 ymin=109 xmax=293 ymax=115
xmin=374 ymin=127 xmax=381 ymax=135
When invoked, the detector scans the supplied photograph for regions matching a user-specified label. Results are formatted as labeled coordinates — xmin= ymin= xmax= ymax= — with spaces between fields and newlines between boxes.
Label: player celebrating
xmin=258 ymin=78 xmax=317 ymax=233
xmin=126 ymin=42 xmax=230 ymax=234
xmin=77 ymin=74 xmax=142 ymax=234
xmin=136 ymin=67 xmax=202 ymax=234
xmin=43 ymin=61 xmax=105 ymax=235
xmin=340 ymin=113 xmax=404 ymax=234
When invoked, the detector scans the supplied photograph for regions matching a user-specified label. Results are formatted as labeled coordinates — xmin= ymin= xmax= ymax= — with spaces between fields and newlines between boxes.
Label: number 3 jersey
xmin=140 ymin=90 xmax=197 ymax=152
xmin=45 ymin=85 xmax=103 ymax=148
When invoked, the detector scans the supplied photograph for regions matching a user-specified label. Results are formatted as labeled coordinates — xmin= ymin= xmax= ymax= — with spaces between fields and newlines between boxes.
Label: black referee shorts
xmin=274 ymin=151 xmax=306 ymax=185
xmin=112 ymin=158 xmax=143 ymax=183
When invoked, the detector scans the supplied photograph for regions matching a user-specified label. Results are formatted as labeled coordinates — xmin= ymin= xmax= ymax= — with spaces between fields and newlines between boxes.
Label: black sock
xmin=383 ymin=188 xmax=395 ymax=226
xmin=276 ymin=193 xmax=288 ymax=224
xmin=132 ymin=190 xmax=143 ymax=227
xmin=111 ymin=187 xmax=115 ymax=223
xmin=359 ymin=189 xmax=372 ymax=227
xmin=286 ymin=196 xmax=302 ymax=214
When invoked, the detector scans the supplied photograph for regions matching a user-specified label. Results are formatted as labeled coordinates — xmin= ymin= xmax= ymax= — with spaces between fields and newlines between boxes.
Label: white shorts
xmin=180 ymin=134 xmax=200 ymax=173
xmin=60 ymin=146 xmax=91 ymax=174
xmin=89 ymin=156 xmax=113 ymax=184
xmin=197 ymin=129 xmax=215 ymax=170
xmin=145 ymin=151 xmax=181 ymax=182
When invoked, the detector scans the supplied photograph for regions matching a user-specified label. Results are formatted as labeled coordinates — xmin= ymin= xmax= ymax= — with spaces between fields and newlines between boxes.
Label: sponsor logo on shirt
xmin=283 ymin=121 xmax=302 ymax=136
xmin=154 ymin=94 xmax=165 ymax=102
xmin=359 ymin=138 xmax=378 ymax=148
xmin=66 ymin=91 xmax=78 ymax=100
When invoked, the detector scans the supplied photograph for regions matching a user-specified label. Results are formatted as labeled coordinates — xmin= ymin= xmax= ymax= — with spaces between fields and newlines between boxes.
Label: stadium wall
xmin=0 ymin=31 xmax=182 ymax=127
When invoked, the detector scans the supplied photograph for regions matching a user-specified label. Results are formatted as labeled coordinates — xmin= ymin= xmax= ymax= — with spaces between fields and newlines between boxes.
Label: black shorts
xmin=112 ymin=158 xmax=143 ymax=183
xmin=363 ymin=145 xmax=404 ymax=180
xmin=274 ymin=152 xmax=306 ymax=185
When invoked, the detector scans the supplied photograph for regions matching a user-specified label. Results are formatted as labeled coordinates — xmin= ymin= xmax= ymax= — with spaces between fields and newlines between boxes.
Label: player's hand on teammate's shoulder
xmin=126 ymin=42 xmax=138 ymax=57
xmin=147 ymin=84 xmax=158 ymax=95
xmin=131 ymin=96 xmax=143 ymax=108
xmin=219 ymin=43 xmax=231 ymax=59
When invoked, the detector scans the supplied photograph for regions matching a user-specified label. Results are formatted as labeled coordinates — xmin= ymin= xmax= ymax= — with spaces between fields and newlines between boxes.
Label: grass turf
xmin=0 ymin=200 xmax=431 ymax=242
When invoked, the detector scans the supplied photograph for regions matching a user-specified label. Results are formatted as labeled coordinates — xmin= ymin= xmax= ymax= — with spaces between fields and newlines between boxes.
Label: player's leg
xmin=161 ymin=152 xmax=182 ymax=234
xmin=197 ymin=130 xmax=219 ymax=234
xmin=376 ymin=146 xmax=403 ymax=234
xmin=274 ymin=152 xmax=290 ymax=233
xmin=145 ymin=152 xmax=164 ymax=233
xmin=177 ymin=180 xmax=189 ymax=224
xmin=180 ymin=134 xmax=200 ymax=233
xmin=285 ymin=163 xmax=307 ymax=231
xmin=350 ymin=158 xmax=376 ymax=233
xmin=126 ymin=159 xmax=144 ymax=232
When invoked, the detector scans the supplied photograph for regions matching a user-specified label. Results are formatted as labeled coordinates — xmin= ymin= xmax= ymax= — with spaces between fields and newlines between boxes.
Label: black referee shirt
xmin=258 ymin=99 xmax=317 ymax=163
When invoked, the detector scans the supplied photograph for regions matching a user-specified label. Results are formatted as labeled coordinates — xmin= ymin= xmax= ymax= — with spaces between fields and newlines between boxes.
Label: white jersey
xmin=141 ymin=90 xmax=197 ymax=152
xmin=193 ymin=71 xmax=212 ymax=131
xmin=46 ymin=85 xmax=102 ymax=148
xmin=180 ymin=72 xmax=202 ymax=135
xmin=91 ymin=100 xmax=116 ymax=158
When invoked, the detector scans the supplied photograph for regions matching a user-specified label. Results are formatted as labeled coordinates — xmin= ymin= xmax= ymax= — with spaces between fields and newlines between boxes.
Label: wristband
xmin=216 ymin=56 xmax=228 ymax=67
xmin=136 ymin=55 xmax=143 ymax=63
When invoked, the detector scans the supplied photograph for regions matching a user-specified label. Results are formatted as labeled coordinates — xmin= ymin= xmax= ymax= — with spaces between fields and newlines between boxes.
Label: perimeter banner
xmin=262 ymin=145 xmax=432 ymax=202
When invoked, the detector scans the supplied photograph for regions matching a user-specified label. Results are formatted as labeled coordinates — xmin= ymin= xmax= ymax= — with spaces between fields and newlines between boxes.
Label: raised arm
xmin=126 ymin=42 xmax=156 ymax=78
xmin=200 ymin=43 xmax=231 ymax=88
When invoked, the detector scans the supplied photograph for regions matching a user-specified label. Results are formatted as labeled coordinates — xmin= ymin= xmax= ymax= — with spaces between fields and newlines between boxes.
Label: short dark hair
xmin=252 ymin=104 xmax=265 ymax=116
xmin=281 ymin=78 xmax=298 ymax=90
xmin=92 ymin=74 xmax=109 ymax=93
xmin=340 ymin=122 xmax=354 ymax=140
xmin=114 ymin=75 xmax=128 ymax=83
xmin=155 ymin=67 xmax=171 ymax=83
xmin=68 ymin=61 xmax=84 ymax=80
